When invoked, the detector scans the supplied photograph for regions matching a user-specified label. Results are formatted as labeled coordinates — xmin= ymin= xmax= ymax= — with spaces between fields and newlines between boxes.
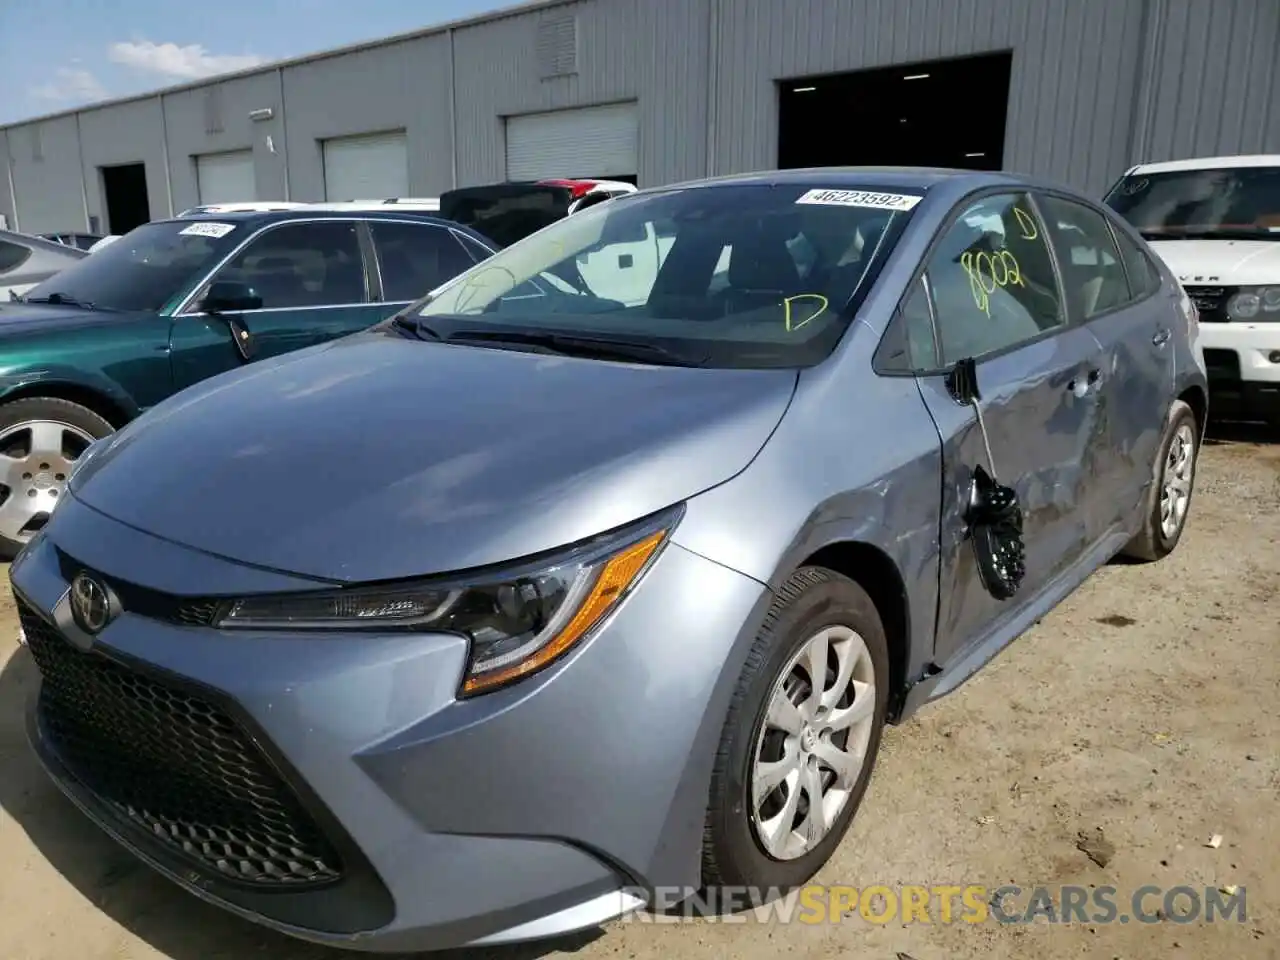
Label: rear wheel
xmin=0 ymin=398 xmax=114 ymax=558
xmin=701 ymin=567 xmax=889 ymax=894
xmin=1120 ymin=399 xmax=1198 ymax=562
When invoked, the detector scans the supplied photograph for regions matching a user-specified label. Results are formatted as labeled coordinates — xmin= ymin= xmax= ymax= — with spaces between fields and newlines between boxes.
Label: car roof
xmin=1128 ymin=154 xmax=1280 ymax=174
xmin=152 ymin=208 xmax=466 ymax=230
xmin=638 ymin=165 xmax=1040 ymax=197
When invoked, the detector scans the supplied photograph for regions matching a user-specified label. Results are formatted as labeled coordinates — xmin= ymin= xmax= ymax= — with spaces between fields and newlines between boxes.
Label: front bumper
xmin=11 ymin=495 xmax=769 ymax=952
xmin=1198 ymin=322 xmax=1280 ymax=422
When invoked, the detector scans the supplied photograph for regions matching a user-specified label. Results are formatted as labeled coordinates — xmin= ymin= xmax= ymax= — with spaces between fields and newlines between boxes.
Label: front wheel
xmin=701 ymin=567 xmax=889 ymax=893
xmin=0 ymin=397 xmax=114 ymax=558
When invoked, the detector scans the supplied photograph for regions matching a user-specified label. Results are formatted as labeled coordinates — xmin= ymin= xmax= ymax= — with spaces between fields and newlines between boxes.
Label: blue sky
xmin=0 ymin=0 xmax=507 ymax=125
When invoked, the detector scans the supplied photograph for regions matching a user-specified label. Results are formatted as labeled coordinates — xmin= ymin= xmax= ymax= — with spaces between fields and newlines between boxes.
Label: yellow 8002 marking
xmin=784 ymin=294 xmax=829 ymax=332
xmin=960 ymin=250 xmax=1025 ymax=316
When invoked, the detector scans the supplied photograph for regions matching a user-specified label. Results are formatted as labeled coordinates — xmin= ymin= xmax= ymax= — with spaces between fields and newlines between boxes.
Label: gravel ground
xmin=0 ymin=424 xmax=1276 ymax=960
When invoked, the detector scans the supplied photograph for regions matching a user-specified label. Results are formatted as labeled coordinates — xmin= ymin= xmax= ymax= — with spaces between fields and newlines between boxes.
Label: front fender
xmin=670 ymin=362 xmax=946 ymax=706
xmin=0 ymin=364 xmax=142 ymax=421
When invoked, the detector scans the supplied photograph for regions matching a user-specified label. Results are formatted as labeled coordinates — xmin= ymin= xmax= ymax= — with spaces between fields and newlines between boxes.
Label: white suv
xmin=1104 ymin=155 xmax=1280 ymax=427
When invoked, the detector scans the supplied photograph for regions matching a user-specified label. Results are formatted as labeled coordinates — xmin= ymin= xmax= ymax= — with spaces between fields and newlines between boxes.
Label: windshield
xmin=1104 ymin=166 xmax=1280 ymax=240
xmin=414 ymin=183 xmax=920 ymax=368
xmin=24 ymin=219 xmax=244 ymax=311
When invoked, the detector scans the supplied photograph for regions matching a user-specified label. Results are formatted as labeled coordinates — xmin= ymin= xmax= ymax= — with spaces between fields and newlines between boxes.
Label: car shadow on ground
xmin=1203 ymin=416 xmax=1278 ymax=446
xmin=0 ymin=644 xmax=603 ymax=960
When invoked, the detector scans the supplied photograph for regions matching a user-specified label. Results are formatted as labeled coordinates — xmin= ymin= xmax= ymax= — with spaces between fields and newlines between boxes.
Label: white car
xmin=176 ymin=202 xmax=310 ymax=217
xmin=87 ymin=235 xmax=122 ymax=253
xmin=0 ymin=229 xmax=89 ymax=301
xmin=309 ymin=197 xmax=441 ymax=212
xmin=1104 ymin=155 xmax=1280 ymax=427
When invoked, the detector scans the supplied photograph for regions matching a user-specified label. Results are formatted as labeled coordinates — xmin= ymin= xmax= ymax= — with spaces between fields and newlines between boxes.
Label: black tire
xmin=0 ymin=397 xmax=114 ymax=560
xmin=1120 ymin=399 xmax=1198 ymax=563
xmin=701 ymin=566 xmax=890 ymax=895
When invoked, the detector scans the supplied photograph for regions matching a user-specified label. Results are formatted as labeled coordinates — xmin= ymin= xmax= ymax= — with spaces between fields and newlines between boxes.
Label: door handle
xmin=1152 ymin=328 xmax=1171 ymax=347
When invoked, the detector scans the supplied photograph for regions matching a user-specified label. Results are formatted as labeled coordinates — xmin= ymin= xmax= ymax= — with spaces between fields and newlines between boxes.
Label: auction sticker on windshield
xmin=179 ymin=222 xmax=237 ymax=239
xmin=795 ymin=189 xmax=922 ymax=211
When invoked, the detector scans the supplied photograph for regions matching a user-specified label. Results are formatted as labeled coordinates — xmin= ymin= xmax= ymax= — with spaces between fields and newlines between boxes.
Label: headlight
xmin=216 ymin=507 xmax=681 ymax=696
xmin=1226 ymin=285 xmax=1280 ymax=321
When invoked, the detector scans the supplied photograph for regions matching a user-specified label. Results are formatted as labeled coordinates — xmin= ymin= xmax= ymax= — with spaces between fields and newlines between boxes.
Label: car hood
xmin=1147 ymin=239 xmax=1280 ymax=285
xmin=0 ymin=301 xmax=140 ymax=334
xmin=72 ymin=329 xmax=798 ymax=583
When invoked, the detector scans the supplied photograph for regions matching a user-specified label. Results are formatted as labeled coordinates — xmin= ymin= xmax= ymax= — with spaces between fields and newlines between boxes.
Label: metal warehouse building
xmin=2 ymin=0 xmax=1278 ymax=237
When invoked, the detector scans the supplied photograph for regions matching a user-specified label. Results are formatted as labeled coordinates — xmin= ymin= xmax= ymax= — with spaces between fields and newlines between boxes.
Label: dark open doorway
xmin=100 ymin=163 xmax=151 ymax=234
xmin=778 ymin=51 xmax=1013 ymax=172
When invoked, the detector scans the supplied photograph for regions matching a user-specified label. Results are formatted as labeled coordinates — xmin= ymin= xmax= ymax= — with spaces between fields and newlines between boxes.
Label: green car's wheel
xmin=0 ymin=397 xmax=114 ymax=558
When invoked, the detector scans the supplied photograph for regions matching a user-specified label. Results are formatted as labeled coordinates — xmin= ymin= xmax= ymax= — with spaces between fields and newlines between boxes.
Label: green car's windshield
xmin=24 ymin=219 xmax=245 ymax=312
xmin=413 ymin=183 xmax=921 ymax=368
xmin=1104 ymin=166 xmax=1280 ymax=241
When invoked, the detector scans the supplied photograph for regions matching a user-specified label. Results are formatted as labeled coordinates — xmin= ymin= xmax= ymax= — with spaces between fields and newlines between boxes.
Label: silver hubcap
xmin=750 ymin=625 xmax=877 ymax=861
xmin=0 ymin=420 xmax=96 ymax=543
xmin=1159 ymin=423 xmax=1195 ymax=540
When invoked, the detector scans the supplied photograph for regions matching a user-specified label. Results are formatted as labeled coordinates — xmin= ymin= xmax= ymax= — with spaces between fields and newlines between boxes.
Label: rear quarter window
xmin=1110 ymin=222 xmax=1164 ymax=299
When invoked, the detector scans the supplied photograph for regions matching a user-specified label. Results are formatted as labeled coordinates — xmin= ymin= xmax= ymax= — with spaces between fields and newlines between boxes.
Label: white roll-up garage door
xmin=505 ymin=102 xmax=638 ymax=181
xmin=322 ymin=131 xmax=409 ymax=201
xmin=196 ymin=150 xmax=257 ymax=204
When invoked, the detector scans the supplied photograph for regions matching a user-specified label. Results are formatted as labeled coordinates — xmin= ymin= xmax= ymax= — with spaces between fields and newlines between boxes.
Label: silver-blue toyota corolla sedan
xmin=11 ymin=168 xmax=1206 ymax=952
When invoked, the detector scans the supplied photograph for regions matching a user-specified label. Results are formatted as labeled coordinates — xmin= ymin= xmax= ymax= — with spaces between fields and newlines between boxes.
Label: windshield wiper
xmin=390 ymin=315 xmax=444 ymax=340
xmin=22 ymin=292 xmax=97 ymax=309
xmin=445 ymin=329 xmax=707 ymax=367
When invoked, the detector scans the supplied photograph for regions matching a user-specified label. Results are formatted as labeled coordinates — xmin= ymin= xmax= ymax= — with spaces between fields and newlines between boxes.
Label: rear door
xmin=909 ymin=190 xmax=1110 ymax=668
xmin=365 ymin=220 xmax=482 ymax=308
xmin=1035 ymin=192 xmax=1175 ymax=539
xmin=168 ymin=219 xmax=384 ymax=390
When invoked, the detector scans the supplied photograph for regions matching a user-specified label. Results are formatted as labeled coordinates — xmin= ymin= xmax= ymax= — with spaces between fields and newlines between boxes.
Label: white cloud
xmin=30 ymin=66 xmax=108 ymax=103
xmin=108 ymin=39 xmax=265 ymax=80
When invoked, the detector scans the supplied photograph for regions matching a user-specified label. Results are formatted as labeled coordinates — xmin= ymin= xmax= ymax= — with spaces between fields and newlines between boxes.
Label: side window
xmin=1111 ymin=223 xmax=1163 ymax=299
xmin=926 ymin=192 xmax=1065 ymax=366
xmin=0 ymin=240 xmax=32 ymax=274
xmin=214 ymin=221 xmax=366 ymax=309
xmin=901 ymin=276 xmax=938 ymax=369
xmin=874 ymin=276 xmax=938 ymax=373
xmin=1036 ymin=194 xmax=1131 ymax=319
xmin=369 ymin=222 xmax=477 ymax=302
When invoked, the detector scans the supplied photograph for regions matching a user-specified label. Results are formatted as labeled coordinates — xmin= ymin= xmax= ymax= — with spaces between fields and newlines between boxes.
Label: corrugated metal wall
xmin=0 ymin=0 xmax=1276 ymax=234
xmin=451 ymin=0 xmax=709 ymax=186
xmin=0 ymin=130 xmax=14 ymax=229
xmin=710 ymin=0 xmax=1150 ymax=194
xmin=1131 ymin=0 xmax=1280 ymax=164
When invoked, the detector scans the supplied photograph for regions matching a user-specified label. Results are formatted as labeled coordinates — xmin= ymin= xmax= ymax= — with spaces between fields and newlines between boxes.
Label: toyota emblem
xmin=69 ymin=572 xmax=113 ymax=635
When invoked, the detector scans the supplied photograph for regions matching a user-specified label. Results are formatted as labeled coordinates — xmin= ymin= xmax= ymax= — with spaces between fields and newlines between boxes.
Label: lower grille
xmin=20 ymin=599 xmax=343 ymax=887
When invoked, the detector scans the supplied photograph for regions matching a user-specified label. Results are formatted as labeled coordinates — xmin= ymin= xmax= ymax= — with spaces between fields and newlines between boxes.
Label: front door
xmin=912 ymin=190 xmax=1109 ymax=668
xmin=169 ymin=219 xmax=385 ymax=391
xmin=1036 ymin=191 xmax=1177 ymax=538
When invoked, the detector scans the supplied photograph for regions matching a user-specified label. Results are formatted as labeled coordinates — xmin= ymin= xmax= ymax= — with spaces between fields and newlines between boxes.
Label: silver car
xmin=13 ymin=168 xmax=1205 ymax=952
xmin=0 ymin=229 xmax=88 ymax=301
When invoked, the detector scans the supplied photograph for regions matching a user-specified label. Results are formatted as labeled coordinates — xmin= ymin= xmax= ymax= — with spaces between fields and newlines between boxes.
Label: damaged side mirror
xmin=948 ymin=357 xmax=1026 ymax=601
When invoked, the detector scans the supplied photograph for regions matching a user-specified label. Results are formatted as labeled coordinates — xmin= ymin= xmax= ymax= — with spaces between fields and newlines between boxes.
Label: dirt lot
xmin=0 ymin=426 xmax=1277 ymax=960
